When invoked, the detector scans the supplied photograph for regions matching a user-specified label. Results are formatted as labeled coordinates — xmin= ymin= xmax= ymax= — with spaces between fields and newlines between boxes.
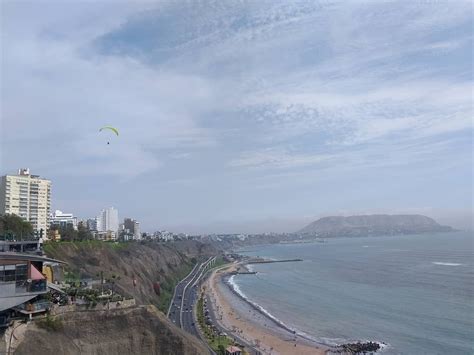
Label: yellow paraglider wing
xmin=99 ymin=126 xmax=119 ymax=136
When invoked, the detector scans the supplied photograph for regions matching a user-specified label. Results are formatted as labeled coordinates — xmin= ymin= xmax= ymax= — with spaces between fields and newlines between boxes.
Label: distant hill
xmin=298 ymin=214 xmax=453 ymax=237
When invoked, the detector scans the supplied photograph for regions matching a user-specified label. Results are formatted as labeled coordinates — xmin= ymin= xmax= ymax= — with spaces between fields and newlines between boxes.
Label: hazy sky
xmin=1 ymin=1 xmax=472 ymax=233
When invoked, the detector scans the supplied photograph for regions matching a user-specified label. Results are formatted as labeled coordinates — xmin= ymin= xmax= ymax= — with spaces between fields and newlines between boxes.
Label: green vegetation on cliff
xmin=43 ymin=240 xmax=217 ymax=312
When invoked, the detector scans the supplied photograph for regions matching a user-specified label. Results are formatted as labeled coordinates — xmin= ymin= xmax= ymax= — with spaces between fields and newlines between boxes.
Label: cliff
xmin=298 ymin=214 xmax=453 ymax=237
xmin=43 ymin=240 xmax=218 ymax=311
xmin=14 ymin=306 xmax=208 ymax=355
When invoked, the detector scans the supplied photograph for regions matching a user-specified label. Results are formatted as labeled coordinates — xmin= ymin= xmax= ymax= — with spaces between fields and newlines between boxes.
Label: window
xmin=4 ymin=265 xmax=15 ymax=282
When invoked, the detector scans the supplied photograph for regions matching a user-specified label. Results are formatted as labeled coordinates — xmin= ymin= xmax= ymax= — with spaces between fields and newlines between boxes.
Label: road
xmin=167 ymin=256 xmax=215 ymax=334
xmin=169 ymin=259 xmax=259 ymax=355
xmin=167 ymin=262 xmax=200 ymax=327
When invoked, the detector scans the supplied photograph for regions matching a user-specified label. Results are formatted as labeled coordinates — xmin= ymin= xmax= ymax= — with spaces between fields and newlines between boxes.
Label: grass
xmin=37 ymin=315 xmax=63 ymax=331
xmin=44 ymin=239 xmax=123 ymax=250
xmin=196 ymin=293 xmax=236 ymax=354
xmin=211 ymin=256 xmax=227 ymax=269
xmin=156 ymin=261 xmax=194 ymax=313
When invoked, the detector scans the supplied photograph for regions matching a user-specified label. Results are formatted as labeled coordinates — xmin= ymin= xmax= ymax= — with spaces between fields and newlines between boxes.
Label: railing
xmin=15 ymin=300 xmax=50 ymax=312
xmin=15 ymin=279 xmax=47 ymax=293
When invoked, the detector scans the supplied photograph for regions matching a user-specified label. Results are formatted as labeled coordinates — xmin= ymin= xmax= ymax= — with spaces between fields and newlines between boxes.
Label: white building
xmin=97 ymin=207 xmax=119 ymax=239
xmin=50 ymin=210 xmax=78 ymax=230
xmin=0 ymin=169 xmax=51 ymax=237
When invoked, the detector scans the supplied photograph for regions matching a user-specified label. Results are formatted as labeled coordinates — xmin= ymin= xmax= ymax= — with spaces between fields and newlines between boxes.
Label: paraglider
xmin=99 ymin=126 xmax=119 ymax=145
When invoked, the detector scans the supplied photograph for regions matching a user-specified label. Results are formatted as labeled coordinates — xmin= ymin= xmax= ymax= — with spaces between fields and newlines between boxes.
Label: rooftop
xmin=0 ymin=252 xmax=65 ymax=264
xmin=226 ymin=346 xmax=242 ymax=353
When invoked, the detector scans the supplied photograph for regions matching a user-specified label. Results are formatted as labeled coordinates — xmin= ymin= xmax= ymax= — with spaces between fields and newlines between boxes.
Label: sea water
xmin=234 ymin=232 xmax=473 ymax=354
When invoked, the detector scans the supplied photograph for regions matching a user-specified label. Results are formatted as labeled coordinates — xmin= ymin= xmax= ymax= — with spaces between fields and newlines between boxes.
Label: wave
xmin=432 ymin=262 xmax=463 ymax=266
xmin=227 ymin=275 xmax=315 ymax=340
xmin=227 ymin=275 xmax=385 ymax=349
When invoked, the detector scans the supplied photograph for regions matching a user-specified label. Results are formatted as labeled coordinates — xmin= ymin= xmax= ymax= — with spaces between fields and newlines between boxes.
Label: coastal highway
xmin=170 ymin=259 xmax=259 ymax=355
xmin=167 ymin=256 xmax=215 ymax=333
xmin=181 ymin=257 xmax=216 ymax=337
xmin=167 ymin=262 xmax=199 ymax=327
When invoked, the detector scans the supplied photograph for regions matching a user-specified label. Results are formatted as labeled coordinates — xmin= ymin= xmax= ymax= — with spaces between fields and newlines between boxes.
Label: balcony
xmin=14 ymin=299 xmax=50 ymax=314
xmin=15 ymin=279 xmax=47 ymax=294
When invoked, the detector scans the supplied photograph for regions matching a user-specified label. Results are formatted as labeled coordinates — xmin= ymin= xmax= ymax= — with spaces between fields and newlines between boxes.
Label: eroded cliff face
xmin=43 ymin=240 xmax=218 ymax=309
xmin=14 ymin=306 xmax=208 ymax=355
xmin=26 ymin=240 xmax=219 ymax=354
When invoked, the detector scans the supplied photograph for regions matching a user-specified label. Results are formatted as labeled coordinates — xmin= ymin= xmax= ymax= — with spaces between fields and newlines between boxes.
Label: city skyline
xmin=1 ymin=1 xmax=472 ymax=233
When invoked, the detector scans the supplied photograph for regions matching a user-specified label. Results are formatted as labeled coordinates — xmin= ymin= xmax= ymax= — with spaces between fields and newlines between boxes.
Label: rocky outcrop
xmin=14 ymin=306 xmax=208 ymax=355
xmin=299 ymin=214 xmax=453 ymax=237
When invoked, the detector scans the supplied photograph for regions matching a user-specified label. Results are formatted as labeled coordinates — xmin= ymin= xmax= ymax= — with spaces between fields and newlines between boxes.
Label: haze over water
xmin=235 ymin=232 xmax=473 ymax=354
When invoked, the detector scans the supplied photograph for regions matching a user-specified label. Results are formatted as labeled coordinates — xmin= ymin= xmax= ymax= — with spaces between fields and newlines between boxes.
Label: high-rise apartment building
xmin=0 ymin=168 xmax=51 ymax=236
xmin=97 ymin=207 xmax=119 ymax=234
xmin=123 ymin=218 xmax=141 ymax=240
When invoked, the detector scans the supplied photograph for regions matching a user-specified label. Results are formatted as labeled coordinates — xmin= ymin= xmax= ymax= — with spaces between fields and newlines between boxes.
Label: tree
xmin=0 ymin=214 xmax=34 ymax=240
xmin=54 ymin=224 xmax=77 ymax=241
xmin=77 ymin=222 xmax=93 ymax=241
xmin=217 ymin=344 xmax=226 ymax=355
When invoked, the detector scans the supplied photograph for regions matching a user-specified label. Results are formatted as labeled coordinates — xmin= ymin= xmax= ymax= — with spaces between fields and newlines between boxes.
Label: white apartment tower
xmin=97 ymin=207 xmax=119 ymax=234
xmin=0 ymin=168 xmax=51 ymax=236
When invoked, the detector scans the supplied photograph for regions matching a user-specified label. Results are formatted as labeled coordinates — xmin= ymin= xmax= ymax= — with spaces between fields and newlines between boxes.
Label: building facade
xmin=50 ymin=210 xmax=78 ymax=230
xmin=123 ymin=218 xmax=141 ymax=240
xmin=0 ymin=250 xmax=64 ymax=326
xmin=86 ymin=218 xmax=98 ymax=232
xmin=96 ymin=207 xmax=119 ymax=239
xmin=0 ymin=169 xmax=51 ymax=237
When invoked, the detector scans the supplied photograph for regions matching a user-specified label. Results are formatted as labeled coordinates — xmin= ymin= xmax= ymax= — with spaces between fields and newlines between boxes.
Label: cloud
xmin=229 ymin=148 xmax=334 ymax=170
xmin=1 ymin=1 xmax=472 ymax=231
xmin=1 ymin=6 xmax=220 ymax=178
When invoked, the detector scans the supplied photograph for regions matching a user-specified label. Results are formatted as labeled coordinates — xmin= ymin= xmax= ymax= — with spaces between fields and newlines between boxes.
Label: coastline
xmin=205 ymin=263 xmax=329 ymax=355
xmin=225 ymin=274 xmax=329 ymax=347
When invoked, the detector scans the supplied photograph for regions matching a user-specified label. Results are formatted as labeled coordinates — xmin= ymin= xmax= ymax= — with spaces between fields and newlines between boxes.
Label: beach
xmin=205 ymin=264 xmax=328 ymax=355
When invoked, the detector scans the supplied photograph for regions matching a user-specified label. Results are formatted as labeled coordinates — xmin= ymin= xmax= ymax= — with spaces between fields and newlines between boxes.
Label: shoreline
xmin=205 ymin=263 xmax=329 ymax=355
xmin=224 ymin=274 xmax=329 ymax=348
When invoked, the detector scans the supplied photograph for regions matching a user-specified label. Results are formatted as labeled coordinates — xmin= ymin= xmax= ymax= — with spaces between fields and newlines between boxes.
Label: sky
xmin=1 ymin=0 xmax=472 ymax=233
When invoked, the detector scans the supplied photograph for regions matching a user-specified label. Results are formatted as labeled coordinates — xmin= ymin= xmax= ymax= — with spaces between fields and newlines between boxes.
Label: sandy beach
xmin=205 ymin=264 xmax=328 ymax=355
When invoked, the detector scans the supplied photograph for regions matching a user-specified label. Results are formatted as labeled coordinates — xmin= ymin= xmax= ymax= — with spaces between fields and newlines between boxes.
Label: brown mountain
xmin=299 ymin=214 xmax=453 ymax=237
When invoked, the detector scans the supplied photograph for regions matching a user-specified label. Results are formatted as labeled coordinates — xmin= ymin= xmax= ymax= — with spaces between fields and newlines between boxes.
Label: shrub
xmin=37 ymin=315 xmax=63 ymax=331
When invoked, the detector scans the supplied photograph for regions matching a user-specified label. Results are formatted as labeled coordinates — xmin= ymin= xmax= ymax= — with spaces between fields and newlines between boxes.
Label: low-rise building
xmin=96 ymin=230 xmax=116 ymax=242
xmin=47 ymin=229 xmax=61 ymax=242
xmin=225 ymin=346 xmax=242 ymax=355
xmin=50 ymin=210 xmax=78 ymax=230
xmin=0 ymin=252 xmax=64 ymax=325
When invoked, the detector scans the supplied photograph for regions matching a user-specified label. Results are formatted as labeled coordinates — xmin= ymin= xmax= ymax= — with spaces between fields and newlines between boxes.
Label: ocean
xmin=233 ymin=231 xmax=473 ymax=354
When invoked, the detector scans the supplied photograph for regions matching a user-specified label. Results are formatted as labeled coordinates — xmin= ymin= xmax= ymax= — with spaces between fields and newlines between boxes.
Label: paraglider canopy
xmin=99 ymin=126 xmax=119 ymax=136
xmin=99 ymin=126 xmax=119 ymax=145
